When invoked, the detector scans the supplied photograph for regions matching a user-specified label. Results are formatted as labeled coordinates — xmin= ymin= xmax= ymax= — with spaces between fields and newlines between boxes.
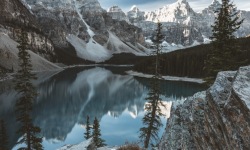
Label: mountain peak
xmin=130 ymin=5 xmax=139 ymax=12
xmin=177 ymin=0 xmax=187 ymax=3
xmin=107 ymin=5 xmax=123 ymax=13
xmin=144 ymin=0 xmax=194 ymax=23
xmin=107 ymin=5 xmax=129 ymax=22
xmin=211 ymin=0 xmax=220 ymax=5
xmin=207 ymin=0 xmax=221 ymax=11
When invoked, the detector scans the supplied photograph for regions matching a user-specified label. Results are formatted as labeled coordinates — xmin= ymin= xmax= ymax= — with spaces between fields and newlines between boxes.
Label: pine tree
xmin=14 ymin=29 xmax=43 ymax=150
xmin=0 ymin=119 xmax=9 ymax=150
xmin=84 ymin=115 xmax=91 ymax=140
xmin=139 ymin=21 xmax=165 ymax=149
xmin=204 ymin=0 xmax=244 ymax=81
xmin=151 ymin=21 xmax=164 ymax=77
xmin=139 ymin=77 xmax=164 ymax=149
xmin=92 ymin=117 xmax=106 ymax=148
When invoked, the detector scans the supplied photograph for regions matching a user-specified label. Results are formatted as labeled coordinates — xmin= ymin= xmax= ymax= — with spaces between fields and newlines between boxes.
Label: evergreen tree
xmin=84 ymin=115 xmax=91 ymax=140
xmin=0 ymin=119 xmax=9 ymax=150
xmin=204 ymin=0 xmax=244 ymax=81
xmin=92 ymin=117 xmax=106 ymax=148
xmin=139 ymin=77 xmax=164 ymax=149
xmin=14 ymin=29 xmax=43 ymax=150
xmin=151 ymin=21 xmax=164 ymax=77
xmin=139 ymin=21 xmax=165 ymax=149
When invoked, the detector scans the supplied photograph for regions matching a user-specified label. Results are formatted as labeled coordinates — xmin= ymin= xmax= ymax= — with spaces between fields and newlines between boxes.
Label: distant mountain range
xmin=0 ymin=0 xmax=249 ymax=66
xmin=107 ymin=0 xmax=250 ymax=46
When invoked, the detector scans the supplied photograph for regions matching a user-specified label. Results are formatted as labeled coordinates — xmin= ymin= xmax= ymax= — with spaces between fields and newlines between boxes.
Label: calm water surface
xmin=0 ymin=67 xmax=207 ymax=150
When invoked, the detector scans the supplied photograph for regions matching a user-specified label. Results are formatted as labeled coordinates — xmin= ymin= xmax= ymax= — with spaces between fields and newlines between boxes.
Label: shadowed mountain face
xmin=0 ymin=67 xmax=206 ymax=149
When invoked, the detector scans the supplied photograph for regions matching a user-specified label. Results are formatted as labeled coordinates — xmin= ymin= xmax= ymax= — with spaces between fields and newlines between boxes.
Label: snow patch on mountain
xmin=107 ymin=31 xmax=149 ymax=55
xmin=66 ymin=34 xmax=111 ymax=62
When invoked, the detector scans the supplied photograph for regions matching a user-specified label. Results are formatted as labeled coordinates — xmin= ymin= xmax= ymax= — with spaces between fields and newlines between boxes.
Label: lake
xmin=0 ymin=66 xmax=207 ymax=149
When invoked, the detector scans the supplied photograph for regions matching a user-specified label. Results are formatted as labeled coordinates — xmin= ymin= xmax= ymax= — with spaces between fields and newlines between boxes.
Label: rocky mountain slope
xmin=0 ymin=0 xmax=58 ymax=71
xmin=0 ymin=32 xmax=61 ymax=71
xmin=23 ymin=0 xmax=148 ymax=63
xmin=159 ymin=65 xmax=250 ymax=149
xmin=107 ymin=6 xmax=129 ymax=22
xmin=0 ymin=0 xmax=149 ymax=69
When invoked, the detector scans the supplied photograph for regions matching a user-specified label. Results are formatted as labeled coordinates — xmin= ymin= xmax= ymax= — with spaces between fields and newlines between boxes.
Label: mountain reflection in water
xmin=0 ymin=67 xmax=207 ymax=149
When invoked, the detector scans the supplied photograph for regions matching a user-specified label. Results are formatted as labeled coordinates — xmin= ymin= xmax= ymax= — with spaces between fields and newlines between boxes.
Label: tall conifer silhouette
xmin=92 ymin=117 xmax=106 ymax=148
xmin=139 ymin=21 xmax=165 ymax=149
xmin=204 ymin=0 xmax=244 ymax=81
xmin=14 ymin=28 xmax=43 ymax=150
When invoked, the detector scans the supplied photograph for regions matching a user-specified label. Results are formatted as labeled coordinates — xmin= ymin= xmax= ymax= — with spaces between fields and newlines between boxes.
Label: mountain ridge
xmin=0 ymin=0 xmax=148 ymax=67
xmin=107 ymin=0 xmax=250 ymax=46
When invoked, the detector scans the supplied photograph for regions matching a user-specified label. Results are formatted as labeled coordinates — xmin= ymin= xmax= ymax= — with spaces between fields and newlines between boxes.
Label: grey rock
xmin=159 ymin=66 xmax=250 ymax=150
xmin=0 ymin=0 xmax=55 ymax=61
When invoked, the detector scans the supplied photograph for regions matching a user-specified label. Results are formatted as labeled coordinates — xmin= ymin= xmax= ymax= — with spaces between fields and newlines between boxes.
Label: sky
xmin=98 ymin=0 xmax=250 ymax=12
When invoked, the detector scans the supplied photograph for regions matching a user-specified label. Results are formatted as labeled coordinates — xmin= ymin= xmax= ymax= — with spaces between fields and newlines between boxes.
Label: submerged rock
xmin=159 ymin=66 xmax=250 ymax=149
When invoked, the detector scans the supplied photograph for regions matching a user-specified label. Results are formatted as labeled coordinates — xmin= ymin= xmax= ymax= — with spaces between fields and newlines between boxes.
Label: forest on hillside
xmin=133 ymin=37 xmax=250 ymax=78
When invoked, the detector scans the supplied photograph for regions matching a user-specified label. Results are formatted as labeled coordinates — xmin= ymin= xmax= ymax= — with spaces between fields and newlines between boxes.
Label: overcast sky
xmin=98 ymin=0 xmax=250 ymax=12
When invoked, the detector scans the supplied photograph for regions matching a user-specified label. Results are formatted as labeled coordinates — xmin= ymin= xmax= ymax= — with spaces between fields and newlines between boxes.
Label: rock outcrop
xmin=159 ymin=66 xmax=250 ymax=149
xmin=107 ymin=6 xmax=129 ymax=22
xmin=0 ymin=0 xmax=55 ymax=62
xmin=127 ymin=5 xmax=145 ymax=24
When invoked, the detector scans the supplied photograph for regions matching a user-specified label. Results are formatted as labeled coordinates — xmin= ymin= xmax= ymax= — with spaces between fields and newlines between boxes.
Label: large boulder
xmin=159 ymin=66 xmax=250 ymax=149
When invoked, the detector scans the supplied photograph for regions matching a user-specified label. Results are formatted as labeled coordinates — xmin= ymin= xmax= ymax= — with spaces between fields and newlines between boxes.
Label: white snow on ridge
xmin=202 ymin=35 xmax=212 ymax=44
xmin=126 ymin=70 xmax=205 ymax=84
xmin=145 ymin=0 xmax=194 ymax=23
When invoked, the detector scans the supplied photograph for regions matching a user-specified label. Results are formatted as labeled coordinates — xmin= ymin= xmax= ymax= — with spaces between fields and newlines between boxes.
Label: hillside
xmin=134 ymin=37 xmax=250 ymax=78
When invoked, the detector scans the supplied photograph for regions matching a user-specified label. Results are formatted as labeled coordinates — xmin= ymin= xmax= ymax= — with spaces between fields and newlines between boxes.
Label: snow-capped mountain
xmin=199 ymin=0 xmax=250 ymax=37
xmin=125 ymin=0 xmax=250 ymax=46
xmin=23 ymin=0 xmax=148 ymax=63
xmin=124 ymin=1 xmax=205 ymax=46
xmin=1 ymin=0 xmax=250 ymax=66
xmin=106 ymin=0 xmax=250 ymax=47
xmin=0 ymin=0 xmax=148 ymax=67
xmin=144 ymin=0 xmax=198 ymax=25
xmin=127 ymin=5 xmax=145 ymax=24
